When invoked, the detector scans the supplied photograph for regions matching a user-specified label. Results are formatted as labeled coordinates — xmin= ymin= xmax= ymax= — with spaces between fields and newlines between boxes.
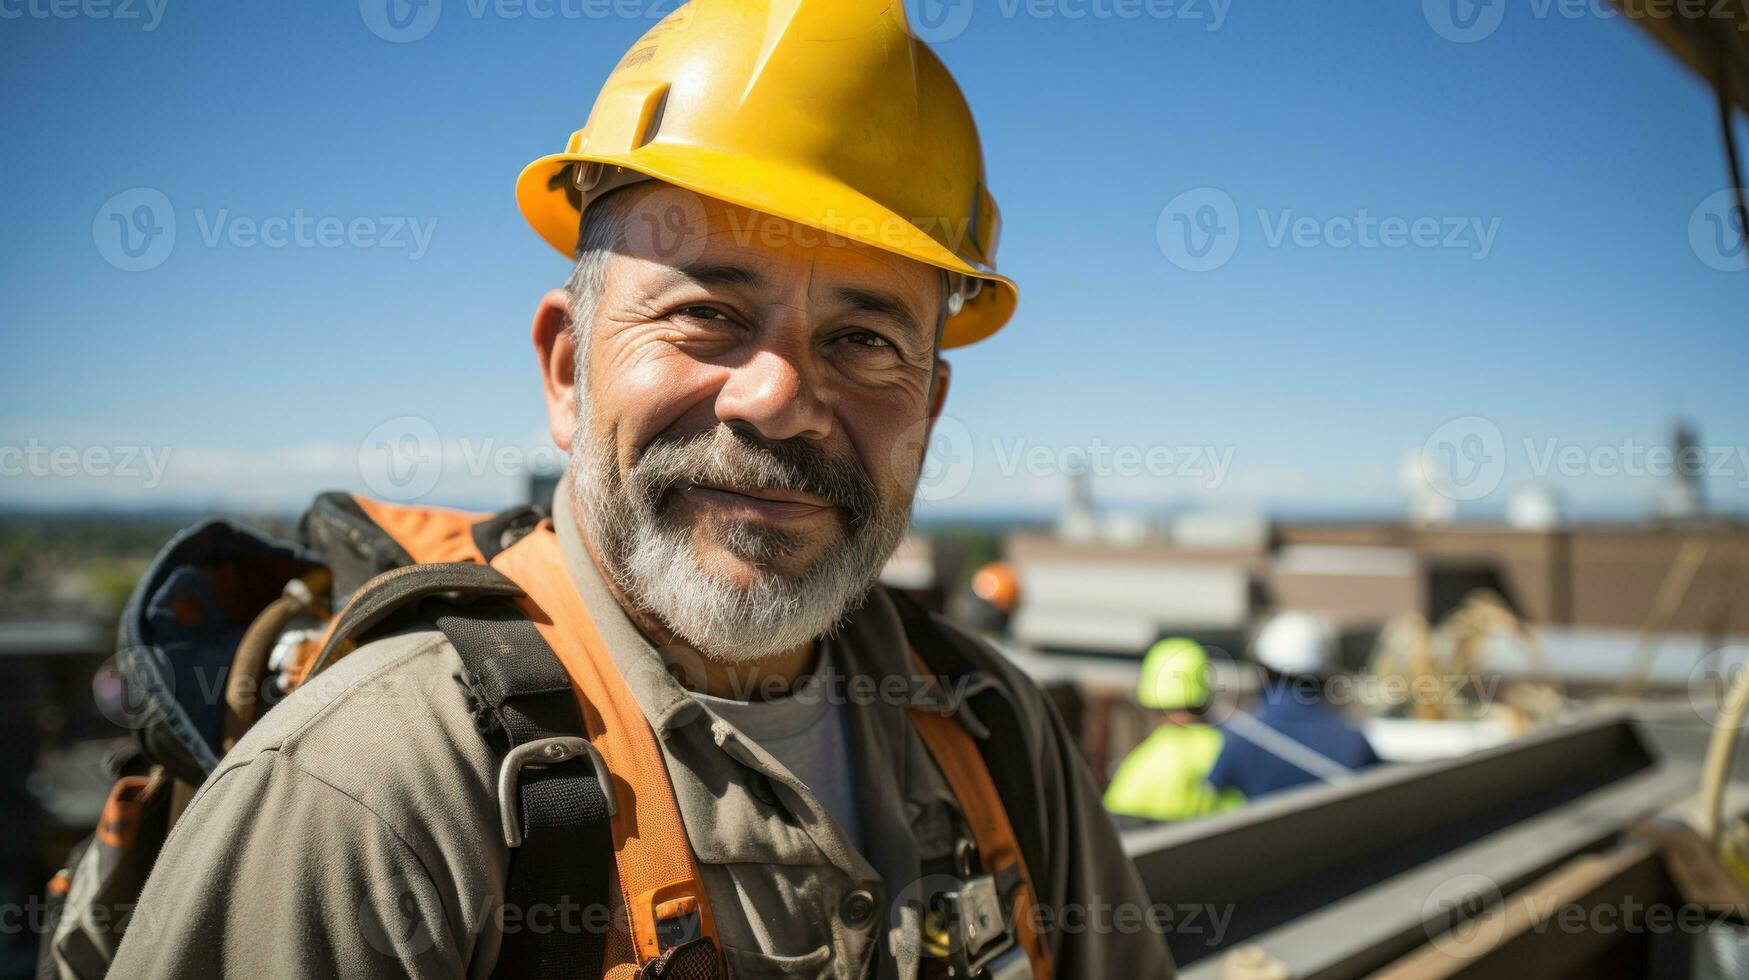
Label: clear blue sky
xmin=2 ymin=0 xmax=1745 ymax=519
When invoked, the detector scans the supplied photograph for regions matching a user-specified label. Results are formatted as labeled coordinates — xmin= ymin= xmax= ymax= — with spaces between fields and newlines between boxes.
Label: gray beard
xmin=569 ymin=419 xmax=914 ymax=664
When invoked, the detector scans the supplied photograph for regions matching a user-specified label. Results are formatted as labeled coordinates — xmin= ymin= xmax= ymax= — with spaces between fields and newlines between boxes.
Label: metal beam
xmin=1122 ymin=715 xmax=1678 ymax=973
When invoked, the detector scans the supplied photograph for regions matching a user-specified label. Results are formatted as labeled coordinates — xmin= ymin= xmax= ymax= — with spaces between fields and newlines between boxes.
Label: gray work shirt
xmin=110 ymin=488 xmax=1173 ymax=978
xmin=693 ymin=643 xmax=865 ymax=852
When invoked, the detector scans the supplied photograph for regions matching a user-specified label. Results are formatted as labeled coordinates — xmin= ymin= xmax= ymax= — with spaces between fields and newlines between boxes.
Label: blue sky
xmin=2 ymin=0 xmax=1745 ymax=520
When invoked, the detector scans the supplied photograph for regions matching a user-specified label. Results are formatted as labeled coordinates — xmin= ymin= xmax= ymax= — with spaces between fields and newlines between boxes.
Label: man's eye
xmin=673 ymin=305 xmax=729 ymax=323
xmin=839 ymin=330 xmax=892 ymax=349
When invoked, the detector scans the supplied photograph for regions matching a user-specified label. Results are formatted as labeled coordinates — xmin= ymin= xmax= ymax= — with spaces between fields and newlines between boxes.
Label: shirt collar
xmin=551 ymin=481 xmax=702 ymax=733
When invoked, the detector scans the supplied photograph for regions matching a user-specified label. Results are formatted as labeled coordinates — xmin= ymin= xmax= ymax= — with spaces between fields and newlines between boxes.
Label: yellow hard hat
xmin=515 ymin=0 xmax=1016 ymax=348
xmin=1138 ymin=639 xmax=1212 ymax=711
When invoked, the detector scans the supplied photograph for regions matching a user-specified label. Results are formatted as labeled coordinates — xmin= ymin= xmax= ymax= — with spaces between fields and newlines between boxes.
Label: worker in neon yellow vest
xmin=1104 ymin=639 xmax=1246 ymax=822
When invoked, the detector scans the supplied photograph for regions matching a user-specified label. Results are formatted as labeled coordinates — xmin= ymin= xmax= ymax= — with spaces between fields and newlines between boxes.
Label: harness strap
xmin=908 ymin=673 xmax=1053 ymax=979
xmin=490 ymin=525 xmax=720 ymax=978
xmin=297 ymin=560 xmax=621 ymax=977
xmin=299 ymin=563 xmax=522 ymax=683
xmin=894 ymin=589 xmax=1056 ymax=980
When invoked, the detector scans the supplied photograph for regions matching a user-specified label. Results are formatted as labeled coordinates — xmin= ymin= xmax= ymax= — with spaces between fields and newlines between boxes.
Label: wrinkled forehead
xmin=607 ymin=183 xmax=944 ymax=322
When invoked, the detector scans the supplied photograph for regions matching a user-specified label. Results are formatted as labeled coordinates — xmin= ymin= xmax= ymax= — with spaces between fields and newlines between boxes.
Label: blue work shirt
xmin=1208 ymin=682 xmax=1382 ymax=799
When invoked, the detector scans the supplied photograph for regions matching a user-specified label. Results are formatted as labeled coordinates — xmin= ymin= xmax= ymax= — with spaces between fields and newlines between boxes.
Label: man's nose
xmin=714 ymin=348 xmax=832 ymax=443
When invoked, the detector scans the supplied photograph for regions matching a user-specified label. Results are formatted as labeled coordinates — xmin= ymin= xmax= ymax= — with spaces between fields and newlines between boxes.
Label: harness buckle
xmin=939 ymin=873 xmax=1031 ymax=979
xmin=497 ymin=735 xmax=616 ymax=848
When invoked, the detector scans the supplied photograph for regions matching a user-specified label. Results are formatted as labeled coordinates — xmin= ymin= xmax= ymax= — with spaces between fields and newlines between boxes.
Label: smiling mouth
xmin=678 ymin=482 xmax=836 ymax=521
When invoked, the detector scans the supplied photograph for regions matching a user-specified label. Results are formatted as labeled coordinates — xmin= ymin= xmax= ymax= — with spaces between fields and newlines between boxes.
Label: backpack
xmin=38 ymin=492 xmax=1053 ymax=980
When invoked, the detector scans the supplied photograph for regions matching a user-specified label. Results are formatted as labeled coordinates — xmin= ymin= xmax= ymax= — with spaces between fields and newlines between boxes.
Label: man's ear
xmin=531 ymin=289 xmax=578 ymax=450
xmin=927 ymin=358 xmax=953 ymax=422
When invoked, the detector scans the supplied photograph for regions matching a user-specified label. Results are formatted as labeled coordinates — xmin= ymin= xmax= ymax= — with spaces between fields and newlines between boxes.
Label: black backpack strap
xmin=303 ymin=563 xmax=524 ymax=679
xmin=886 ymin=587 xmax=1048 ymax=884
xmin=438 ymin=603 xmax=615 ymax=980
xmin=304 ymin=562 xmax=617 ymax=979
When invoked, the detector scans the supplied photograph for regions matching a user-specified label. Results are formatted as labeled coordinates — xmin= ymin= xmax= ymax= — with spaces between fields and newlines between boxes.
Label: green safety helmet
xmin=1138 ymin=638 xmax=1213 ymax=711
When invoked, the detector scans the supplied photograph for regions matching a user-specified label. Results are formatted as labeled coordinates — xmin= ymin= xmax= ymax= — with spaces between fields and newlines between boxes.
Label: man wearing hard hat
xmin=107 ymin=2 xmax=1169 ymax=978
xmin=1207 ymin=611 xmax=1382 ymax=800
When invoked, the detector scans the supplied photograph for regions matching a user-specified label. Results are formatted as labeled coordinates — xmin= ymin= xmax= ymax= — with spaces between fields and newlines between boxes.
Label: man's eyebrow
xmin=832 ymin=285 xmax=924 ymax=340
xmin=652 ymin=262 xmax=767 ymax=291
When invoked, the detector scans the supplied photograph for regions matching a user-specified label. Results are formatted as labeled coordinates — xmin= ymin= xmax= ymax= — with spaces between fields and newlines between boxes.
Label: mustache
xmin=626 ymin=425 xmax=880 ymax=532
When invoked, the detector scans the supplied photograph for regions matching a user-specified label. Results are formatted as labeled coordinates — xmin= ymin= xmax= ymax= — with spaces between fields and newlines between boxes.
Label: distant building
xmin=999 ymin=518 xmax=1749 ymax=661
xmin=527 ymin=465 xmax=563 ymax=511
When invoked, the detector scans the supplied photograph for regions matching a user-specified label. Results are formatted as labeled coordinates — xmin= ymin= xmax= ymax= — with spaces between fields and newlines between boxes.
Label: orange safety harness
xmin=297 ymin=497 xmax=1053 ymax=979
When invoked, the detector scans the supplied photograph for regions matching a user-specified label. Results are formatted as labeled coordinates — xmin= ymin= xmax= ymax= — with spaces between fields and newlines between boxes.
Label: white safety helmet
xmin=1252 ymin=611 xmax=1336 ymax=677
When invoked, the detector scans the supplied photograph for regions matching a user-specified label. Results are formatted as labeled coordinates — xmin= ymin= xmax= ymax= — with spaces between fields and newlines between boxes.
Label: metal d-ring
xmin=497 ymin=736 xmax=616 ymax=848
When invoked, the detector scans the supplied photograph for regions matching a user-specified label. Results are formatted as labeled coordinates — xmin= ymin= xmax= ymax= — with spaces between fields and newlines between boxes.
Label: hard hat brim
xmin=516 ymin=146 xmax=1018 ymax=349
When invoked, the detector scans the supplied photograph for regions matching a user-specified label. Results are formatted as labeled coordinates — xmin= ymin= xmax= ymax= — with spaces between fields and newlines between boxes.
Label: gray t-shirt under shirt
xmin=693 ymin=642 xmax=863 ymax=849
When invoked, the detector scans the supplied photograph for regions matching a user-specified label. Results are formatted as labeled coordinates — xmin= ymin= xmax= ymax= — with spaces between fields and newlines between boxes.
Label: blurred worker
xmin=960 ymin=560 xmax=1021 ymax=638
xmin=1208 ymin=611 xmax=1382 ymax=800
xmin=1105 ymin=640 xmax=1246 ymax=822
xmin=102 ymin=2 xmax=1169 ymax=978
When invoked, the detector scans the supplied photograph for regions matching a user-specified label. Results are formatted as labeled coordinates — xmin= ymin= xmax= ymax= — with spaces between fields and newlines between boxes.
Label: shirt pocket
xmin=720 ymin=942 xmax=834 ymax=980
